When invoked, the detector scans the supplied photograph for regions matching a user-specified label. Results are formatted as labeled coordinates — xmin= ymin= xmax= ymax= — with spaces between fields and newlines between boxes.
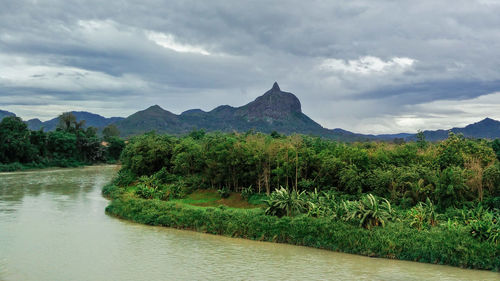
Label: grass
xmin=172 ymin=189 xmax=264 ymax=209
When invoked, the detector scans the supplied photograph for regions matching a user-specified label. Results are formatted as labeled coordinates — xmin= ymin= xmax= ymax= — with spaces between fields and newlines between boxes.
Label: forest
xmin=0 ymin=113 xmax=124 ymax=171
xmin=105 ymin=130 xmax=500 ymax=270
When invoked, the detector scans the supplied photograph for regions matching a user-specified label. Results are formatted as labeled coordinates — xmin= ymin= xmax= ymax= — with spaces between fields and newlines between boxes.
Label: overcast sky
xmin=1 ymin=0 xmax=500 ymax=134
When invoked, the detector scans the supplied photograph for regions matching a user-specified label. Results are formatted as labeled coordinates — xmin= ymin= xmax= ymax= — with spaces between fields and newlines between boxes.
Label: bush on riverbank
xmin=105 ymin=196 xmax=500 ymax=271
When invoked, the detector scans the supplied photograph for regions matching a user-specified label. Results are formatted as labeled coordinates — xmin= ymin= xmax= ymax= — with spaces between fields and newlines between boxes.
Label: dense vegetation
xmin=104 ymin=130 xmax=500 ymax=270
xmin=0 ymin=113 xmax=125 ymax=171
xmin=118 ymin=130 xmax=500 ymax=207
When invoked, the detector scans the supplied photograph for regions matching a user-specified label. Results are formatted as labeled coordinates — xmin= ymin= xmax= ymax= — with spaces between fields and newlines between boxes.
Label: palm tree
xmin=74 ymin=120 xmax=86 ymax=131
xmin=57 ymin=112 xmax=76 ymax=131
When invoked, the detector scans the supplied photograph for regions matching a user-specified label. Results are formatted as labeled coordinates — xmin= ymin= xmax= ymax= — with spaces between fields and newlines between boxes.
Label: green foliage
xmin=0 ymin=162 xmax=24 ymax=172
xmin=408 ymin=198 xmax=438 ymax=230
xmin=416 ymin=130 xmax=427 ymax=149
xmin=346 ymin=194 xmax=394 ymax=229
xmin=217 ymin=187 xmax=231 ymax=199
xmin=247 ymin=193 xmax=268 ymax=205
xmin=435 ymin=166 xmax=468 ymax=209
xmin=469 ymin=209 xmax=499 ymax=244
xmin=0 ymin=117 xmax=35 ymax=163
xmin=483 ymin=164 xmax=500 ymax=197
xmin=102 ymin=124 xmax=120 ymax=138
xmin=241 ymin=186 xmax=254 ymax=200
xmin=265 ymin=187 xmax=307 ymax=217
xmin=120 ymin=133 xmax=176 ymax=176
xmin=57 ymin=112 xmax=77 ymax=132
xmin=117 ymin=130 xmax=499 ymax=210
xmin=491 ymin=139 xmax=500 ymax=161
xmin=0 ymin=113 xmax=125 ymax=170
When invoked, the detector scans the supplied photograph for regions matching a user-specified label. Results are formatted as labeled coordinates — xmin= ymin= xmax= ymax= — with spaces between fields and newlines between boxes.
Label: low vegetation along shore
xmin=104 ymin=131 xmax=500 ymax=271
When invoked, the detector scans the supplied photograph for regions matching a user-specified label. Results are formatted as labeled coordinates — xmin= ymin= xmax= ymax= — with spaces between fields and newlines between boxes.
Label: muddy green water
xmin=0 ymin=166 xmax=498 ymax=281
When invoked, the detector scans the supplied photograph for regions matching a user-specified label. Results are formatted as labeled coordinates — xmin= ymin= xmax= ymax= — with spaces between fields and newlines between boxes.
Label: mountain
xmin=416 ymin=118 xmax=500 ymax=141
xmin=26 ymin=118 xmax=43 ymax=130
xmin=2 ymin=83 xmax=499 ymax=141
xmin=0 ymin=110 xmax=16 ymax=120
xmin=116 ymin=82 xmax=365 ymax=139
xmin=115 ymin=83 xmax=500 ymax=141
xmin=117 ymin=105 xmax=188 ymax=136
xmin=26 ymin=111 xmax=124 ymax=131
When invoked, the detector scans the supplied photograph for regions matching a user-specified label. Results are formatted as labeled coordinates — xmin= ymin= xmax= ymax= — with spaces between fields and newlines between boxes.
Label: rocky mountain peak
xmin=272 ymin=81 xmax=280 ymax=91
xmin=237 ymin=82 xmax=302 ymax=121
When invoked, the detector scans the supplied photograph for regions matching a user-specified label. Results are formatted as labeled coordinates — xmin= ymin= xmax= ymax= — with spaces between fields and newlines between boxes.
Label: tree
xmin=416 ymin=130 xmax=427 ymax=149
xmin=47 ymin=130 xmax=77 ymax=160
xmin=105 ymin=136 xmax=125 ymax=161
xmin=120 ymin=133 xmax=177 ymax=176
xmin=57 ymin=112 xmax=77 ymax=132
xmin=0 ymin=117 xmax=35 ymax=163
xmin=492 ymin=139 xmax=500 ymax=161
xmin=102 ymin=124 xmax=120 ymax=138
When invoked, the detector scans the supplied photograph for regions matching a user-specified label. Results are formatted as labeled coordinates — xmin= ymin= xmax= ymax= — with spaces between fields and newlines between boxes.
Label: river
xmin=0 ymin=166 xmax=498 ymax=281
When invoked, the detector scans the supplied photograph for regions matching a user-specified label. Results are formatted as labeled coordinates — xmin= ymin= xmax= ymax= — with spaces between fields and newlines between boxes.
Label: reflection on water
xmin=0 ymin=166 xmax=498 ymax=281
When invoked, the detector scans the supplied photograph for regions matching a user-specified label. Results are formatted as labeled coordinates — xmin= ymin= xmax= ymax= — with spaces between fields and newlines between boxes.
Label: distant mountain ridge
xmin=0 ymin=110 xmax=16 ymax=120
xmin=116 ymin=82 xmax=340 ymax=138
xmin=0 ymin=111 xmax=124 ymax=131
xmin=1 ymin=83 xmax=499 ymax=141
xmin=414 ymin=117 xmax=500 ymax=141
xmin=34 ymin=111 xmax=124 ymax=131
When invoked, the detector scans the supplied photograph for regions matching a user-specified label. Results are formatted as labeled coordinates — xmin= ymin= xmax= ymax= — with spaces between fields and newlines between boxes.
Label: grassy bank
xmin=0 ymin=160 xmax=120 ymax=172
xmin=103 ymin=185 xmax=500 ymax=271
xmin=0 ymin=161 xmax=84 ymax=172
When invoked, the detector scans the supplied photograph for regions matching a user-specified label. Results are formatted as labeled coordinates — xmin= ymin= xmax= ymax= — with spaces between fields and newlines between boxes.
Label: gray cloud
xmin=1 ymin=0 xmax=500 ymax=133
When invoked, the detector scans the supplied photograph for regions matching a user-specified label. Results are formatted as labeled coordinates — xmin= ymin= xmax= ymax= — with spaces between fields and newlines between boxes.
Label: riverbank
xmin=103 ymin=185 xmax=500 ymax=271
xmin=0 ymin=161 xmax=119 ymax=172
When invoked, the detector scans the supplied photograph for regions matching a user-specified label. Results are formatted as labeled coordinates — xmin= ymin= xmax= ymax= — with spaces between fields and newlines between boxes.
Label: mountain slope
xmin=117 ymin=105 xmax=190 ymax=136
xmin=0 ymin=110 xmax=16 ymax=120
xmin=117 ymin=82 xmax=340 ymax=137
xmin=28 ymin=111 xmax=124 ymax=131
xmin=3 ymin=83 xmax=499 ymax=141
xmin=421 ymin=118 xmax=500 ymax=141
xmin=26 ymin=118 xmax=43 ymax=130
xmin=116 ymin=83 xmax=500 ymax=140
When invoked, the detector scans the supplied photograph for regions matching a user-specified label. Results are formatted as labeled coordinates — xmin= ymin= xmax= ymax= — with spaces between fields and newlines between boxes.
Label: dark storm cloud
xmin=1 ymin=0 xmax=500 ymax=133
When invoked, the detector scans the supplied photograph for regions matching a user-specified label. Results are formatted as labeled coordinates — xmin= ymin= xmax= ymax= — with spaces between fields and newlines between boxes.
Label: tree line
xmin=0 ymin=113 xmax=125 ymax=170
xmin=120 ymin=130 xmax=500 ymax=210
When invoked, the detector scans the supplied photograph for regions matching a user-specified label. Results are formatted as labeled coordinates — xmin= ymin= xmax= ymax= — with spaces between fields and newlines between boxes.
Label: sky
xmin=1 ymin=0 xmax=500 ymax=134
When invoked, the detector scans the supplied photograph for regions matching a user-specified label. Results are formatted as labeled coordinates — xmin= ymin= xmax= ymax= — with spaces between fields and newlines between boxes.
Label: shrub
xmin=408 ymin=198 xmax=438 ymax=230
xmin=469 ymin=210 xmax=499 ymax=244
xmin=113 ymin=169 xmax=137 ymax=186
xmin=265 ymin=187 xmax=307 ymax=217
xmin=241 ymin=186 xmax=254 ymax=200
xmin=218 ymin=187 xmax=230 ymax=199
xmin=346 ymin=194 xmax=394 ymax=229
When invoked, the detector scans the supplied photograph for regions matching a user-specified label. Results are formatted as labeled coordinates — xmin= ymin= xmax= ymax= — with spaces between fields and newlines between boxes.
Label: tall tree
xmin=0 ymin=117 xmax=34 ymax=163
xmin=57 ymin=112 xmax=77 ymax=132
xmin=102 ymin=124 xmax=120 ymax=138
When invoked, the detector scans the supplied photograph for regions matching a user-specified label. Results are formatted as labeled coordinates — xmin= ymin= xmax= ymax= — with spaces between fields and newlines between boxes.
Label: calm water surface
xmin=0 ymin=166 xmax=498 ymax=281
